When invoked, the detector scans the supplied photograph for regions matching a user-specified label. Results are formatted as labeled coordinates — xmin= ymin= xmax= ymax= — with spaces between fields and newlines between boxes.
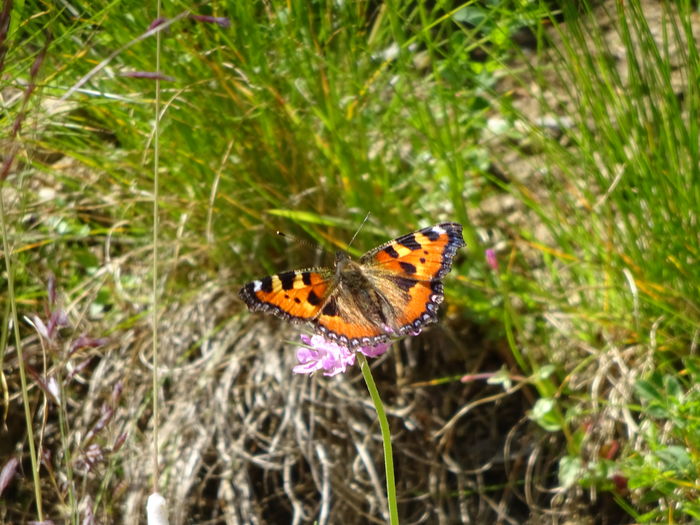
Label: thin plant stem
xmin=151 ymin=0 xmax=162 ymax=493
xmin=0 ymin=191 xmax=43 ymax=520
xmin=55 ymin=367 xmax=77 ymax=523
xmin=357 ymin=352 xmax=399 ymax=525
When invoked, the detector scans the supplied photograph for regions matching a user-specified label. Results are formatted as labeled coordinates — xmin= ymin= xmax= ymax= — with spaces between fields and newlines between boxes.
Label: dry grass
xmin=109 ymin=282 xmax=541 ymax=524
xmin=2 ymin=267 xmax=565 ymax=523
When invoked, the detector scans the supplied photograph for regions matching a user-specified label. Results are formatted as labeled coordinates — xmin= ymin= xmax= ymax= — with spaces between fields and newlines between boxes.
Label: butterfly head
xmin=334 ymin=250 xmax=352 ymax=271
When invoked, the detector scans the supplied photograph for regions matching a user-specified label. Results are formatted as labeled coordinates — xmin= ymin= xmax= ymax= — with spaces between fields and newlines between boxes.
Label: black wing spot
xmin=393 ymin=277 xmax=417 ymax=291
xmin=279 ymin=271 xmax=296 ymax=291
xmin=399 ymin=261 xmax=417 ymax=274
xmin=260 ymin=276 xmax=273 ymax=293
xmin=423 ymin=228 xmax=440 ymax=241
xmin=294 ymin=297 xmax=301 ymax=304
xmin=322 ymin=299 xmax=339 ymax=316
xmin=384 ymin=245 xmax=400 ymax=258
xmin=307 ymin=290 xmax=322 ymax=306
xmin=420 ymin=257 xmax=426 ymax=263
xmin=302 ymin=272 xmax=312 ymax=286
xmin=398 ymin=234 xmax=421 ymax=251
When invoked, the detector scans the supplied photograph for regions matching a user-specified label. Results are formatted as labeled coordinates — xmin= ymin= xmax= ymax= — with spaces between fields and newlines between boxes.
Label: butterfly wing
xmin=359 ymin=222 xmax=465 ymax=333
xmin=239 ymin=268 xmax=334 ymax=324
xmin=361 ymin=222 xmax=465 ymax=280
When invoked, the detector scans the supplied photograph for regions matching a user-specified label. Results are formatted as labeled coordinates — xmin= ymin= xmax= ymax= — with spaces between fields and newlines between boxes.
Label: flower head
xmin=293 ymin=334 xmax=390 ymax=376
xmin=485 ymin=248 xmax=499 ymax=271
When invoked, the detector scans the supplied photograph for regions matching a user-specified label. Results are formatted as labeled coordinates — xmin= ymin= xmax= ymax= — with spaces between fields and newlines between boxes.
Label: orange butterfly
xmin=239 ymin=222 xmax=465 ymax=348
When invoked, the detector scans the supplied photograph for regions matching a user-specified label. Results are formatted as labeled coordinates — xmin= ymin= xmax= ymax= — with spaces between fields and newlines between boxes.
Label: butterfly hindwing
xmin=313 ymin=288 xmax=389 ymax=344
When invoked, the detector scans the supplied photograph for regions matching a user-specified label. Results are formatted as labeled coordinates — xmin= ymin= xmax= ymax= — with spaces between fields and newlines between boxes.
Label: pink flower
xmin=360 ymin=340 xmax=391 ymax=357
xmin=293 ymin=335 xmax=354 ymax=376
xmin=485 ymin=248 xmax=498 ymax=270
xmin=293 ymin=335 xmax=391 ymax=376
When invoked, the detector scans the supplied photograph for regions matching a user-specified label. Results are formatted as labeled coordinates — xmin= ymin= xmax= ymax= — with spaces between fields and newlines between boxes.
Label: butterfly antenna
xmin=276 ymin=230 xmax=323 ymax=253
xmin=346 ymin=212 xmax=371 ymax=249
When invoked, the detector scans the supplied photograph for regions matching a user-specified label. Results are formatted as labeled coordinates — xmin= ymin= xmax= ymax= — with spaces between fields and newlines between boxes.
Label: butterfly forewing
xmin=360 ymin=222 xmax=465 ymax=281
xmin=239 ymin=268 xmax=333 ymax=323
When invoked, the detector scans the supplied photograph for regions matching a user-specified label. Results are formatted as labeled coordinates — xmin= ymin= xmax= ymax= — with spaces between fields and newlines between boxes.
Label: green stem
xmin=1 ymin=188 xmax=43 ymax=519
xmin=357 ymin=352 xmax=399 ymax=525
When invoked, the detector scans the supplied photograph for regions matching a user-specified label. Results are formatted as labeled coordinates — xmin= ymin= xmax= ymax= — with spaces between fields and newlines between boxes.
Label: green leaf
xmin=534 ymin=364 xmax=556 ymax=380
xmin=559 ymin=456 xmax=584 ymax=488
xmin=635 ymin=379 xmax=665 ymax=403
xmin=486 ymin=367 xmax=513 ymax=390
xmin=530 ymin=397 xmax=562 ymax=431
xmin=453 ymin=6 xmax=486 ymax=25
xmin=663 ymin=375 xmax=683 ymax=399
xmin=657 ymin=446 xmax=693 ymax=474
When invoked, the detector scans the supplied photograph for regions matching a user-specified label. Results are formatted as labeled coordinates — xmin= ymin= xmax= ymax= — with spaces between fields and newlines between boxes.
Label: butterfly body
xmin=239 ymin=222 xmax=465 ymax=348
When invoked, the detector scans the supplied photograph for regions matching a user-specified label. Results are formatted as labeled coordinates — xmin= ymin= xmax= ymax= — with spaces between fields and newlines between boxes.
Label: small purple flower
xmin=293 ymin=335 xmax=355 ymax=376
xmin=293 ymin=334 xmax=391 ymax=376
xmin=190 ymin=14 xmax=231 ymax=28
xmin=69 ymin=334 xmax=108 ymax=356
xmin=46 ymin=309 xmax=69 ymax=339
xmin=485 ymin=248 xmax=498 ymax=271
xmin=148 ymin=17 xmax=169 ymax=30
xmin=121 ymin=71 xmax=175 ymax=81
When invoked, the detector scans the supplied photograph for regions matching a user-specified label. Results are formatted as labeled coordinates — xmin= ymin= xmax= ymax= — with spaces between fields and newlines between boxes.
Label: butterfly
xmin=239 ymin=222 xmax=465 ymax=348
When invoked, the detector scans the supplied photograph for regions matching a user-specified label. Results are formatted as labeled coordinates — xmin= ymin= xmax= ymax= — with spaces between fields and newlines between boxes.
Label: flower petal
xmin=293 ymin=335 xmax=355 ymax=376
xmin=359 ymin=342 xmax=390 ymax=358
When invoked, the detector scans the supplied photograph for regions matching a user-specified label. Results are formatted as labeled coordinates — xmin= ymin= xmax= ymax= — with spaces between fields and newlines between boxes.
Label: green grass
xmin=1 ymin=0 xmax=699 ymax=523
xmin=513 ymin=2 xmax=700 ymax=522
